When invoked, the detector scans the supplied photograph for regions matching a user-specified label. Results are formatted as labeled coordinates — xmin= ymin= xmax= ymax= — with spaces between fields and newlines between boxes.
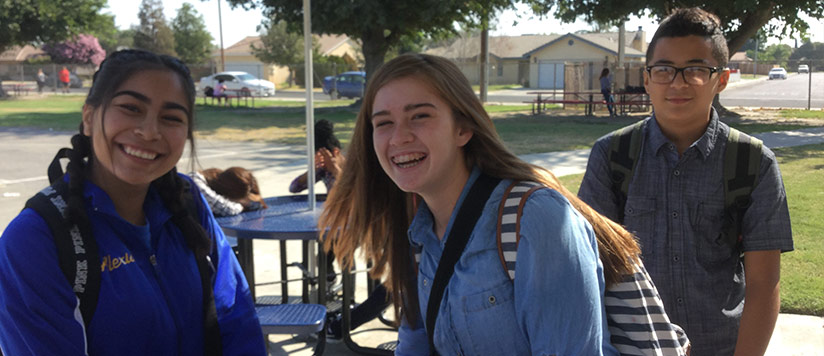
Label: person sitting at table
xmin=192 ymin=167 xmax=268 ymax=217
xmin=214 ymin=79 xmax=229 ymax=106
xmin=0 ymin=49 xmax=266 ymax=355
xmin=289 ymin=119 xmax=391 ymax=341
xmin=289 ymin=119 xmax=345 ymax=194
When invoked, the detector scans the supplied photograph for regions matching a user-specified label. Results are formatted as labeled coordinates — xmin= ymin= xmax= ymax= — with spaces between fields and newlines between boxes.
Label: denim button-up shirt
xmin=396 ymin=168 xmax=618 ymax=356
xmin=579 ymin=111 xmax=793 ymax=355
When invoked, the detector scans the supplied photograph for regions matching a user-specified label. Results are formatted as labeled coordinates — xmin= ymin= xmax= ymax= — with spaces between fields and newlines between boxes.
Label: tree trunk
xmin=725 ymin=5 xmax=775 ymax=55
xmin=0 ymin=80 xmax=6 ymax=97
xmin=361 ymin=28 xmax=390 ymax=87
xmin=479 ymin=13 xmax=489 ymax=103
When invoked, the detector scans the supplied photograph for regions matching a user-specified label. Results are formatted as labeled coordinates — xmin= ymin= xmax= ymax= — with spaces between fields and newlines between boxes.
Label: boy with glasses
xmin=578 ymin=8 xmax=793 ymax=356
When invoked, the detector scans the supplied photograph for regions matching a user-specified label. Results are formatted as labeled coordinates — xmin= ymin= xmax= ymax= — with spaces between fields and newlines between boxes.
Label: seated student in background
xmin=214 ymin=79 xmax=229 ymax=106
xmin=192 ymin=167 xmax=267 ymax=216
xmin=578 ymin=8 xmax=793 ymax=356
xmin=0 ymin=49 xmax=265 ymax=355
xmin=289 ymin=119 xmax=345 ymax=193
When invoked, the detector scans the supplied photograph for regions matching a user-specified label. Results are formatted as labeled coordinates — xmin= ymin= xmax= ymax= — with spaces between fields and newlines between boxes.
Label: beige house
xmin=426 ymin=29 xmax=647 ymax=89
xmin=212 ymin=34 xmax=360 ymax=86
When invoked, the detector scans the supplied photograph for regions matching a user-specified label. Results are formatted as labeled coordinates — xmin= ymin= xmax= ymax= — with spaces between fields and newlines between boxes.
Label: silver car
xmin=197 ymin=71 xmax=276 ymax=97
xmin=768 ymin=67 xmax=788 ymax=80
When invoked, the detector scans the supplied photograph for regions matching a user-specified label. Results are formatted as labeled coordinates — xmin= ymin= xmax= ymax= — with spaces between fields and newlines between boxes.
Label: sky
xmin=105 ymin=0 xmax=824 ymax=49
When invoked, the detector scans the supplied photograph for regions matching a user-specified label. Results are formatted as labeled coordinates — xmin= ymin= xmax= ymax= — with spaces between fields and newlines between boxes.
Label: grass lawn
xmin=557 ymin=143 xmax=824 ymax=316
xmin=780 ymin=109 xmax=824 ymax=120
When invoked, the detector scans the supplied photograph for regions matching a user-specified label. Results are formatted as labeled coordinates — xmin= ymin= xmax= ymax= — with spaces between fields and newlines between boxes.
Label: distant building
xmin=0 ymin=45 xmax=49 ymax=80
xmin=425 ymin=29 xmax=647 ymax=89
xmin=212 ymin=34 xmax=360 ymax=86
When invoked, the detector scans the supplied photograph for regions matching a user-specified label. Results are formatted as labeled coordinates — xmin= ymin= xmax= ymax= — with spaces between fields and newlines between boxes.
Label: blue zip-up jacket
xmin=396 ymin=168 xmax=618 ymax=356
xmin=0 ymin=174 xmax=265 ymax=356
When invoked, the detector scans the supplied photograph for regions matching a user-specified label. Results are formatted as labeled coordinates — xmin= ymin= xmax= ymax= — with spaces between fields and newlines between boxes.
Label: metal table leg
xmin=237 ymin=238 xmax=256 ymax=300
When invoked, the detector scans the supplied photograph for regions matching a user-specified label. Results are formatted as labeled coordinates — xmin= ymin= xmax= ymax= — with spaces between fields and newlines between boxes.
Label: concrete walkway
xmin=243 ymin=126 xmax=824 ymax=355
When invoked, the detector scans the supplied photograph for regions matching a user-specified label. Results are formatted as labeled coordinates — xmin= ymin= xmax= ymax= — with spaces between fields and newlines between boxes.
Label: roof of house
xmin=219 ymin=34 xmax=354 ymax=57
xmin=730 ymin=51 xmax=752 ymax=62
xmin=425 ymin=31 xmax=644 ymax=60
xmin=0 ymin=45 xmax=47 ymax=62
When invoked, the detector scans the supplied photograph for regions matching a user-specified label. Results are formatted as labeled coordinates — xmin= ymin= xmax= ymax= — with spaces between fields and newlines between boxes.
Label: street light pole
xmin=217 ymin=0 xmax=225 ymax=72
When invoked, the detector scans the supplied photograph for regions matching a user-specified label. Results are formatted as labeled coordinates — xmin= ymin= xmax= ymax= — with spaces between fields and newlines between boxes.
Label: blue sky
xmin=105 ymin=1 xmax=822 ymax=49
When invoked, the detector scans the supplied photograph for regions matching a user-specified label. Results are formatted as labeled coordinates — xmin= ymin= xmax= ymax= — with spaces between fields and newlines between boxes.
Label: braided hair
xmin=66 ymin=49 xmax=210 ymax=259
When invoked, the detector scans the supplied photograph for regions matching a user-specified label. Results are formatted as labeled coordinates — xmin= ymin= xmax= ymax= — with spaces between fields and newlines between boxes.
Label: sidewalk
xmin=242 ymin=126 xmax=824 ymax=355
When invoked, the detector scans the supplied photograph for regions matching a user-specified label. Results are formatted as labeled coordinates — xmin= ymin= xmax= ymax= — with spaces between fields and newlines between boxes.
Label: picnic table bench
xmin=201 ymin=89 xmax=255 ymax=108
xmin=1 ymin=84 xmax=35 ymax=96
xmin=525 ymin=90 xmax=650 ymax=116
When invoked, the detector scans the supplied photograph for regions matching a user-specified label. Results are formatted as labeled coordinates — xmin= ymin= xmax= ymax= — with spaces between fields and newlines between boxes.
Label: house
xmin=211 ymin=34 xmax=360 ymax=86
xmin=0 ymin=45 xmax=48 ymax=80
xmin=425 ymin=28 xmax=647 ymax=89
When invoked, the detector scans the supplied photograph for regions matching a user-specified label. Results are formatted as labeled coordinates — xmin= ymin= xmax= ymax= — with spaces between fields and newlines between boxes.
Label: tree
xmin=133 ymin=0 xmax=177 ymax=56
xmin=530 ymin=0 xmax=824 ymax=56
xmin=251 ymin=19 xmax=305 ymax=86
xmin=0 ymin=0 xmax=105 ymax=96
xmin=88 ymin=13 xmax=120 ymax=55
xmin=172 ymin=3 xmax=213 ymax=64
xmin=43 ymin=34 xmax=107 ymax=66
xmin=225 ymin=0 xmax=514 ymax=83
xmin=789 ymin=41 xmax=824 ymax=70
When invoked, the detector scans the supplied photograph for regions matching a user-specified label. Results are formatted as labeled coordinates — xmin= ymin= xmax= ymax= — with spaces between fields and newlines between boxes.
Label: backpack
xmin=496 ymin=181 xmax=689 ymax=356
xmin=23 ymin=148 xmax=223 ymax=355
xmin=607 ymin=119 xmax=763 ymax=249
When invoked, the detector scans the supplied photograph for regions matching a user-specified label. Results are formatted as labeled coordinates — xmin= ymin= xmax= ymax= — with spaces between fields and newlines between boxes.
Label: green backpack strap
xmin=720 ymin=128 xmax=763 ymax=249
xmin=607 ymin=120 xmax=646 ymax=224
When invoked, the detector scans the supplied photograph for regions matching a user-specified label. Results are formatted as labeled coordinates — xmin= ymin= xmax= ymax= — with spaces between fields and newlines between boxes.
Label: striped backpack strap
xmin=495 ymin=181 xmax=543 ymax=280
xmin=605 ymin=262 xmax=689 ymax=356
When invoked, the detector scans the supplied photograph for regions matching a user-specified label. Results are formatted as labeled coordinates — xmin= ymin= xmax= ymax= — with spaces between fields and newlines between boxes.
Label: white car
xmin=798 ymin=64 xmax=810 ymax=73
xmin=197 ymin=71 xmax=276 ymax=97
xmin=768 ymin=67 xmax=788 ymax=80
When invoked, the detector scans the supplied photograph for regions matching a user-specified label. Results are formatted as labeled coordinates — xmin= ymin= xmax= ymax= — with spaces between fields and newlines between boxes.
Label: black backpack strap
xmin=426 ymin=173 xmax=500 ymax=355
xmin=720 ymin=128 xmax=763 ymax=249
xmin=608 ymin=120 xmax=646 ymax=224
xmin=182 ymin=178 xmax=223 ymax=356
xmin=24 ymin=180 xmax=101 ymax=330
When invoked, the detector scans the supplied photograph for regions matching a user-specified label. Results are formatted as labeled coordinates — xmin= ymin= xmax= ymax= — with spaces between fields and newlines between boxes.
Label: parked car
xmin=798 ymin=64 xmax=810 ymax=74
xmin=768 ymin=67 xmax=788 ymax=80
xmin=322 ymin=71 xmax=365 ymax=99
xmin=68 ymin=73 xmax=83 ymax=88
xmin=197 ymin=71 xmax=276 ymax=97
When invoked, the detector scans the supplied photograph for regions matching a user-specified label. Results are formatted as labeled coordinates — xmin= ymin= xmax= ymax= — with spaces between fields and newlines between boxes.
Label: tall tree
xmin=529 ymin=0 xmax=824 ymax=56
xmin=43 ymin=34 xmax=107 ymax=66
xmin=172 ymin=3 xmax=213 ymax=64
xmin=0 ymin=0 xmax=106 ymax=96
xmin=251 ymin=19 xmax=305 ymax=86
xmin=88 ymin=13 xmax=120 ymax=55
xmin=225 ymin=0 xmax=514 ymax=83
xmin=134 ymin=0 xmax=177 ymax=56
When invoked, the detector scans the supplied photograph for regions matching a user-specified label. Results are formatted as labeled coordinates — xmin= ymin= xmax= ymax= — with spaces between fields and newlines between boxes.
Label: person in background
xmin=578 ymin=8 xmax=793 ymax=356
xmin=289 ymin=119 xmax=345 ymax=194
xmin=600 ymin=68 xmax=616 ymax=117
xmin=214 ymin=79 xmax=229 ymax=106
xmin=59 ymin=66 xmax=71 ymax=94
xmin=191 ymin=167 xmax=267 ymax=217
xmin=36 ymin=68 xmax=47 ymax=93
xmin=0 ymin=49 xmax=265 ymax=355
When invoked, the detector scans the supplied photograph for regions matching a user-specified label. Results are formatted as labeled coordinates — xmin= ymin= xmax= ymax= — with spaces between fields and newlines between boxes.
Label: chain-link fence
xmin=0 ymin=63 xmax=98 ymax=92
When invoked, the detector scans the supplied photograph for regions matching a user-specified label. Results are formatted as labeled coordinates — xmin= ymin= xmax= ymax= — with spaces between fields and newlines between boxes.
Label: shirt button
xmin=668 ymin=144 xmax=675 ymax=151
xmin=673 ymin=255 xmax=680 ymax=262
xmin=488 ymin=295 xmax=496 ymax=304
xmin=672 ymin=211 xmax=678 ymax=219
xmin=677 ymin=297 xmax=684 ymax=304
xmin=673 ymin=170 xmax=680 ymax=176
xmin=423 ymin=278 xmax=428 ymax=286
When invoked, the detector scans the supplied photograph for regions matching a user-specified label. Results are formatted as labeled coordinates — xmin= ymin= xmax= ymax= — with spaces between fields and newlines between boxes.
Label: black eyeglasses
xmin=646 ymin=65 xmax=725 ymax=85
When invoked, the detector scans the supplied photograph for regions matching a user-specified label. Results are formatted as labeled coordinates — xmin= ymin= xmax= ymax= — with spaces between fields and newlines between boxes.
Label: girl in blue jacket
xmin=0 ymin=50 xmax=265 ymax=355
xmin=318 ymin=54 xmax=649 ymax=355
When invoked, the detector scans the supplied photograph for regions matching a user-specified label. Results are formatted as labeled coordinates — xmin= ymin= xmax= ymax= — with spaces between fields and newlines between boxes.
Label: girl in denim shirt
xmin=319 ymin=54 xmax=644 ymax=355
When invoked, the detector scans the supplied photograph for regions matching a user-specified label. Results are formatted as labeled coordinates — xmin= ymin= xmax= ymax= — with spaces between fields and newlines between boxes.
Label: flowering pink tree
xmin=43 ymin=34 xmax=106 ymax=66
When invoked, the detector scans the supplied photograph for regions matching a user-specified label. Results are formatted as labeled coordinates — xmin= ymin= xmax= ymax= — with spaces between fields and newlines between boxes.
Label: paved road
xmin=720 ymin=72 xmax=824 ymax=108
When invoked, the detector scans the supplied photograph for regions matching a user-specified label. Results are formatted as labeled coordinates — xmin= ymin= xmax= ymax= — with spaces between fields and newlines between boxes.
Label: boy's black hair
xmin=646 ymin=8 xmax=729 ymax=67
xmin=314 ymin=119 xmax=341 ymax=151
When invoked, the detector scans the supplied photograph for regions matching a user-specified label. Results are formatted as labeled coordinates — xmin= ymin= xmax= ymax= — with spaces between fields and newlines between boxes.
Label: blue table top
xmin=216 ymin=194 xmax=326 ymax=240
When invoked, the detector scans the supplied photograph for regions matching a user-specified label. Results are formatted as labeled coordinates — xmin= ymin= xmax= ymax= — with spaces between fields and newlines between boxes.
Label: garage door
xmin=538 ymin=62 xmax=564 ymax=89
xmin=225 ymin=62 xmax=264 ymax=78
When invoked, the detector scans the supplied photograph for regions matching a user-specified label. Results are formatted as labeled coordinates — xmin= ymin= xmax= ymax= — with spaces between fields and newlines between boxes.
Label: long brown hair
xmin=318 ymin=53 xmax=640 ymax=325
